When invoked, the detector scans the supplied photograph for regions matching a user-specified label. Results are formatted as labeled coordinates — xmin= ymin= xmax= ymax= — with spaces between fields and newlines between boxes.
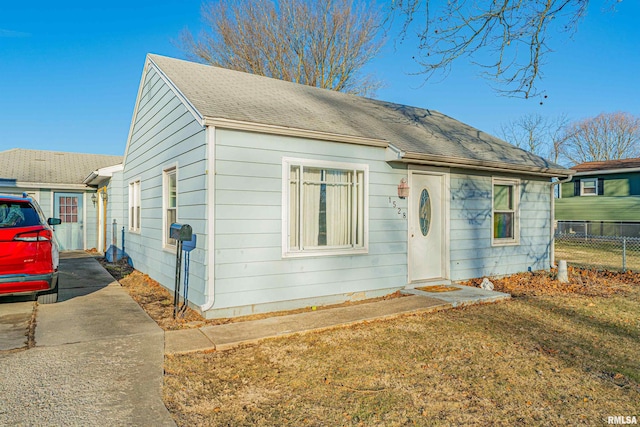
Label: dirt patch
xmin=98 ymin=259 xmax=406 ymax=330
xmin=461 ymin=267 xmax=639 ymax=297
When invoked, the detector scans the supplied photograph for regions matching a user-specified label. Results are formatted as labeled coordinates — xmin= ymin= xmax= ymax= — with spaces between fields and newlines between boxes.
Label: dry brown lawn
xmin=158 ymin=270 xmax=639 ymax=426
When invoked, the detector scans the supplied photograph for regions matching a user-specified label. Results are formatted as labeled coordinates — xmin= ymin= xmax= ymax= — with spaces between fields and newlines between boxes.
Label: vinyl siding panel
xmin=122 ymin=66 xmax=208 ymax=305
xmin=106 ymin=171 xmax=125 ymax=252
xmin=449 ymin=171 xmax=551 ymax=281
xmin=555 ymin=196 xmax=640 ymax=221
xmin=211 ymin=128 xmax=408 ymax=316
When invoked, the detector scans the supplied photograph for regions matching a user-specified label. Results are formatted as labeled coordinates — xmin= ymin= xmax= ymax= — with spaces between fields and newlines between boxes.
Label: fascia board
xmin=203 ymin=117 xmax=389 ymax=148
xmin=399 ymin=152 xmax=575 ymax=178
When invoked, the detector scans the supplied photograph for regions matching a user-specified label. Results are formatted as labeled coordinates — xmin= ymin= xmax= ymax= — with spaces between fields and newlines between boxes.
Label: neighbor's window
xmin=580 ymin=178 xmax=598 ymax=196
xmin=129 ymin=180 xmax=141 ymax=232
xmin=163 ymin=168 xmax=177 ymax=247
xmin=492 ymin=178 xmax=519 ymax=245
xmin=284 ymin=159 xmax=367 ymax=256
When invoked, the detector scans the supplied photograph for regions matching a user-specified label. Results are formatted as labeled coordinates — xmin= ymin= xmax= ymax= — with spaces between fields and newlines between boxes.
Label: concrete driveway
xmin=0 ymin=252 xmax=175 ymax=426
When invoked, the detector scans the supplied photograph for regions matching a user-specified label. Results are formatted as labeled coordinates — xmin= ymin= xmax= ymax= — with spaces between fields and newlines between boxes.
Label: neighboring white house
xmin=116 ymin=54 xmax=571 ymax=319
xmin=0 ymin=149 xmax=122 ymax=251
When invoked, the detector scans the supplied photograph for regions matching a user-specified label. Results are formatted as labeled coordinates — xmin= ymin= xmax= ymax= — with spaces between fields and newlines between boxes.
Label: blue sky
xmin=1 ymin=1 xmax=638 ymax=157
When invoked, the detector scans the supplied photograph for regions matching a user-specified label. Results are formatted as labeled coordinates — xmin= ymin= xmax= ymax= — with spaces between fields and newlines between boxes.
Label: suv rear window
xmin=0 ymin=202 xmax=43 ymax=228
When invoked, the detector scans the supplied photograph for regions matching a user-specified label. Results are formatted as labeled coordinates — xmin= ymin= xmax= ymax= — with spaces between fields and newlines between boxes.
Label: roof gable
xmin=145 ymin=54 xmax=569 ymax=177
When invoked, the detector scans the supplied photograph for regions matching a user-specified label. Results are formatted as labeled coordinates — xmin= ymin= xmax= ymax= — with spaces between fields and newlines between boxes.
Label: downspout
xmin=550 ymin=174 xmax=574 ymax=268
xmin=200 ymin=126 xmax=216 ymax=312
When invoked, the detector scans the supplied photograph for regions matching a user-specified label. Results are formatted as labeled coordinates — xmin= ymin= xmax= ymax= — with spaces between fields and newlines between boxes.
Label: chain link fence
xmin=555 ymin=221 xmax=640 ymax=271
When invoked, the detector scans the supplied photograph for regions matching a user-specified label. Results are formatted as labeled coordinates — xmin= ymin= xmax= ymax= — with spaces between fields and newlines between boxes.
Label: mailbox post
xmin=170 ymin=223 xmax=193 ymax=318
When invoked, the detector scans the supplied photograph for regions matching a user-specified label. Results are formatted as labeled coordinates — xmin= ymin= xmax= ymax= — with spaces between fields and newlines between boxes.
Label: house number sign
xmin=388 ymin=197 xmax=407 ymax=219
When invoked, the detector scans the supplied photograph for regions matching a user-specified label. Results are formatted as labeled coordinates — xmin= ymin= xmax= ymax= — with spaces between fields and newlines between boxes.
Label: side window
xmin=129 ymin=180 xmax=141 ymax=232
xmin=163 ymin=168 xmax=177 ymax=247
xmin=492 ymin=178 xmax=520 ymax=246
xmin=580 ymin=178 xmax=598 ymax=196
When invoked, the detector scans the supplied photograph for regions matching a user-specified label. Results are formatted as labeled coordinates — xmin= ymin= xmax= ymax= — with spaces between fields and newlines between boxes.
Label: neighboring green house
xmin=555 ymin=158 xmax=640 ymax=236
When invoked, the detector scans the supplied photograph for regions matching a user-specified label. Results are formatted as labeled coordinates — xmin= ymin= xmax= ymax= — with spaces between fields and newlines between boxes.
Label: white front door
xmin=409 ymin=172 xmax=448 ymax=283
xmin=53 ymin=192 xmax=84 ymax=250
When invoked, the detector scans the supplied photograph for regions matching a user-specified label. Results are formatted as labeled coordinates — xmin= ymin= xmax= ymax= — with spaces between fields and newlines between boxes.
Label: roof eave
xmin=573 ymin=166 xmax=640 ymax=176
xmin=203 ymin=117 xmax=389 ymax=148
xmin=397 ymin=152 xmax=574 ymax=178
xmin=0 ymin=182 xmax=91 ymax=191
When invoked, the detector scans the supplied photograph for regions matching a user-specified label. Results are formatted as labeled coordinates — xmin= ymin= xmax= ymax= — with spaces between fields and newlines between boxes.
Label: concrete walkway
xmin=0 ymin=252 xmax=510 ymax=424
xmin=0 ymin=252 xmax=175 ymax=427
xmin=165 ymin=284 xmax=510 ymax=354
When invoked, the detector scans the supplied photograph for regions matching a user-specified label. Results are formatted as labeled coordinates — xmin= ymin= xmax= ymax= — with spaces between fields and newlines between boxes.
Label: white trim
xmin=398 ymin=153 xmax=572 ymax=178
xmin=281 ymin=157 xmax=369 ymax=258
xmin=580 ymin=177 xmax=598 ymax=196
xmin=491 ymin=177 xmax=521 ymax=246
xmin=82 ymin=192 xmax=87 ymax=250
xmin=0 ymin=182 xmax=90 ymax=191
xmin=407 ymin=167 xmax=451 ymax=284
xmin=205 ymin=117 xmax=387 ymax=148
xmin=128 ymin=178 xmax=142 ymax=233
xmin=84 ymin=163 xmax=124 ymax=186
xmin=162 ymin=164 xmax=178 ymax=252
xmin=200 ymin=126 xmax=216 ymax=312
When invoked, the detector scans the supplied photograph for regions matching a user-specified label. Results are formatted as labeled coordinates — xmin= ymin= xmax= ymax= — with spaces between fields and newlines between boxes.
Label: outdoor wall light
xmin=398 ymin=178 xmax=409 ymax=199
xmin=91 ymin=193 xmax=97 ymax=207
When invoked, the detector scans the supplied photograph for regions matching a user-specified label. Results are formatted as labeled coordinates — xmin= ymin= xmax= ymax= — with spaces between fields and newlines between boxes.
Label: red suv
xmin=0 ymin=194 xmax=61 ymax=304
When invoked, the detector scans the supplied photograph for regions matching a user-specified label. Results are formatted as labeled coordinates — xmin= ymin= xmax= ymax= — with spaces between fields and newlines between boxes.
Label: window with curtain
xmin=285 ymin=159 xmax=367 ymax=256
xmin=129 ymin=180 xmax=141 ymax=232
xmin=163 ymin=168 xmax=177 ymax=247
xmin=492 ymin=178 xmax=519 ymax=245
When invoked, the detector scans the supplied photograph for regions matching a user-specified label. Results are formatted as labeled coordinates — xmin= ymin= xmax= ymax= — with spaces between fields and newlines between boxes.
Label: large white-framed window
xmin=580 ymin=178 xmax=598 ymax=196
xmin=283 ymin=158 xmax=368 ymax=257
xmin=492 ymin=178 xmax=520 ymax=246
xmin=163 ymin=167 xmax=177 ymax=248
xmin=128 ymin=180 xmax=141 ymax=232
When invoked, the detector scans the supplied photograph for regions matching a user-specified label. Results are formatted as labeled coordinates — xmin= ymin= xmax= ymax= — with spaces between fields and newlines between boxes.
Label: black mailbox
xmin=170 ymin=223 xmax=193 ymax=242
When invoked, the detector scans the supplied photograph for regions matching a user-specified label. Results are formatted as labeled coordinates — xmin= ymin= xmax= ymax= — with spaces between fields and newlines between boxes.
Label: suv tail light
xmin=14 ymin=229 xmax=53 ymax=242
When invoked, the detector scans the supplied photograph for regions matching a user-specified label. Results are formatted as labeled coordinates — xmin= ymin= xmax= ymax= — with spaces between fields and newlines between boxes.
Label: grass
xmin=555 ymin=239 xmax=640 ymax=271
xmin=163 ymin=273 xmax=640 ymax=426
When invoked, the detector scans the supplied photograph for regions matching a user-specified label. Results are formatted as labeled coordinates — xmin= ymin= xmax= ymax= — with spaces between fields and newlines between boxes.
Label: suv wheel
xmin=37 ymin=278 xmax=58 ymax=304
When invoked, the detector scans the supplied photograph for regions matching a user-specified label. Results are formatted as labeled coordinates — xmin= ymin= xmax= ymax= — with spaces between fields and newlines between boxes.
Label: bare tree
xmin=180 ymin=0 xmax=383 ymax=96
xmin=500 ymin=113 xmax=569 ymax=163
xmin=388 ymin=1 xmax=620 ymax=99
xmin=561 ymin=112 xmax=640 ymax=164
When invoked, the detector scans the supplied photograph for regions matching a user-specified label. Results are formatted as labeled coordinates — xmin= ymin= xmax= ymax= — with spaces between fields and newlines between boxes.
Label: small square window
xmin=580 ymin=178 xmax=597 ymax=196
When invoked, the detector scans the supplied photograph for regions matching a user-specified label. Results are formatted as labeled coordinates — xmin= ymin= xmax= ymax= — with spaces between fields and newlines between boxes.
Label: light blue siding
xmin=448 ymin=170 xmax=551 ymax=281
xmin=122 ymin=66 xmax=208 ymax=305
xmin=119 ymin=64 xmax=554 ymax=319
xmin=211 ymin=128 xmax=408 ymax=317
xmin=104 ymin=171 xmax=125 ymax=252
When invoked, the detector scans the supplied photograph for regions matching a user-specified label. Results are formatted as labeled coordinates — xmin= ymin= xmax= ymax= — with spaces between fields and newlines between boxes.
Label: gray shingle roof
xmin=0 ymin=149 xmax=122 ymax=185
xmin=149 ymin=54 xmax=568 ymax=176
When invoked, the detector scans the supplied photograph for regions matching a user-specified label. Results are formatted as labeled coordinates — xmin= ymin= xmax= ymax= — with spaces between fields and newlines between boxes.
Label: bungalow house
xmin=0 ymin=148 xmax=122 ymax=250
xmin=116 ymin=54 xmax=571 ymax=319
xmin=555 ymin=158 xmax=640 ymax=237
